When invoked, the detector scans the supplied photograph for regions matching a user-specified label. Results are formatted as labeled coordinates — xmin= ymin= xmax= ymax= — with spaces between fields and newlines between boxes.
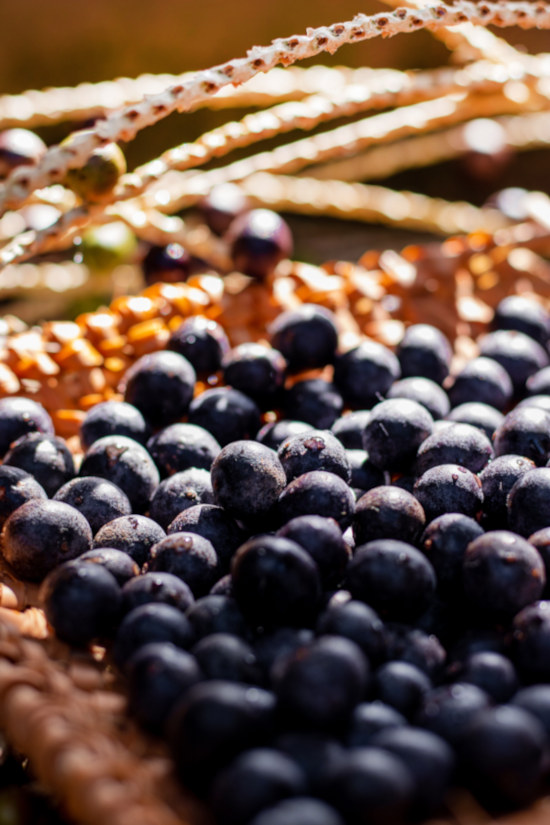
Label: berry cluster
xmin=2 ymin=285 xmax=550 ymax=825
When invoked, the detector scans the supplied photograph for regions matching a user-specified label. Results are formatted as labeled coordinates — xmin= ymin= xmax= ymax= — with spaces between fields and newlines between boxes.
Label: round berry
xmin=147 ymin=532 xmax=218 ymax=596
xmin=463 ymin=530 xmax=545 ymax=617
xmin=0 ymin=128 xmax=46 ymax=177
xmin=54 ymin=476 xmax=132 ymax=534
xmin=274 ymin=636 xmax=369 ymax=730
xmin=80 ymin=400 xmax=149 ymax=450
xmin=507 ymin=467 xmax=550 ymax=536
xmin=396 ymin=324 xmax=452 ymax=385
xmin=147 ymin=422 xmax=221 ymax=479
xmin=269 ymin=304 xmax=338 ymax=373
xmin=223 ymin=343 xmax=286 ymax=409
xmin=277 ymin=515 xmax=350 ymax=588
xmin=211 ymin=441 xmax=286 ymax=524
xmin=353 ymin=486 xmax=425 ymax=546
xmin=142 ymin=243 xmax=192 ymax=285
xmin=363 ymin=399 xmax=433 ymax=473
xmin=3 ymin=499 xmax=93 ymax=581
xmin=228 ymin=208 xmax=293 ymax=280
xmin=79 ymin=548 xmax=139 ymax=586
xmin=333 ymin=341 xmax=400 ymax=409
xmin=64 ymin=141 xmax=126 ymax=202
xmin=448 ymin=357 xmax=513 ymax=411
xmin=41 ymin=560 xmax=121 ymax=646
xmin=278 ymin=430 xmax=351 ymax=484
xmin=344 ymin=539 xmax=436 ymax=621
xmin=149 ymin=468 xmax=214 ymax=530
xmin=277 ymin=471 xmax=355 ymax=529
xmin=93 ymin=514 xmax=166 ymax=567
xmin=79 ymin=435 xmax=159 ymax=514
xmin=413 ymin=464 xmax=484 ymax=522
xmin=231 ymin=535 xmax=321 ymax=628
xmin=122 ymin=350 xmax=196 ymax=428
xmin=188 ymin=387 xmax=261 ymax=446
xmin=168 ymin=316 xmax=230 ymax=377
xmin=0 ymin=397 xmax=53 ymax=458
xmin=0 ymin=466 xmax=47 ymax=529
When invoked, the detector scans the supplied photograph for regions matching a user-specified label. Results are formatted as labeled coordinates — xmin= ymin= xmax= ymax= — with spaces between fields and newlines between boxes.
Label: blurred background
xmin=1 ymin=0 xmax=549 ymax=261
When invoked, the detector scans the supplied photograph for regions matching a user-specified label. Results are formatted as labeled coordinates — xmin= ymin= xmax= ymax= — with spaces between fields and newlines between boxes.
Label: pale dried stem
xmin=111 ymin=54 xmax=550 ymax=202
xmin=1 ymin=1 xmax=550 ymax=216
xmin=312 ymin=108 xmax=550 ymax=181
xmin=381 ymin=0 xmax=526 ymax=61
xmin=2 ymin=85 xmax=548 ymax=269
xmin=0 ymin=66 xmax=436 ymax=129
xmin=0 ymin=66 xmax=419 ymax=130
xmin=134 ymin=88 xmax=550 ymax=213
xmin=238 ymin=172 xmax=510 ymax=235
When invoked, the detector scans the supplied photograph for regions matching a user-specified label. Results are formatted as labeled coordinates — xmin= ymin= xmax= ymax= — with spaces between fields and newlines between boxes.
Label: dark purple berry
xmin=93 ymin=514 xmax=166 ymax=567
xmin=274 ymin=636 xmax=369 ymax=730
xmin=277 ymin=471 xmax=355 ymax=529
xmin=79 ymin=435 xmax=159 ymax=514
xmin=122 ymin=350 xmax=196 ymax=428
xmin=420 ymin=513 xmax=484 ymax=593
xmin=492 ymin=294 xmax=550 ymax=347
xmin=278 ymin=430 xmax=351 ymax=484
xmin=0 ymin=397 xmax=54 ymax=458
xmin=283 ymin=379 xmax=343 ymax=430
xmin=188 ymin=387 xmax=261 ymax=446
xmin=277 ymin=515 xmax=350 ymax=588
xmin=228 ymin=209 xmax=293 ymax=280
xmin=199 ymin=183 xmax=250 ymax=236
xmin=448 ymin=357 xmax=513 ymax=411
xmin=363 ymin=399 xmax=433 ymax=473
xmin=211 ymin=441 xmax=286 ymax=525
xmin=126 ymin=642 xmax=201 ymax=733
xmin=149 ymin=468 xmax=214 ymax=530
xmin=121 ymin=571 xmax=194 ymax=614
xmin=210 ymin=748 xmax=306 ymax=825
xmin=333 ymin=341 xmax=400 ymax=409
xmin=80 ymin=400 xmax=149 ymax=450
xmin=79 ymin=547 xmax=140 ymax=586
xmin=345 ymin=539 xmax=436 ymax=621
xmin=507 ymin=467 xmax=550 ymax=536
xmin=269 ymin=304 xmax=338 ymax=373
xmin=147 ymin=532 xmax=218 ymax=596
xmin=168 ymin=316 xmax=230 ymax=377
xmin=413 ymin=464 xmax=484 ymax=522
xmin=223 ymin=343 xmax=286 ymax=409
xmin=3 ymin=432 xmax=75 ymax=497
xmin=415 ymin=423 xmax=493 ymax=475
xmin=493 ymin=406 xmax=550 ymax=466
xmin=142 ymin=242 xmax=192 ymax=285
xmin=147 ymin=422 xmax=221 ymax=478
xmin=3 ymin=499 xmax=92 ymax=581
xmin=54 ymin=475 xmax=131 ymax=534
xmin=353 ymin=486 xmax=425 ymax=546
xmin=463 ymin=530 xmax=545 ymax=617
xmin=0 ymin=129 xmax=46 ymax=177
xmin=396 ymin=324 xmax=452 ymax=385
xmin=479 ymin=454 xmax=535 ymax=528
xmin=231 ymin=535 xmax=321 ymax=628
xmin=478 ymin=329 xmax=548 ymax=394
xmin=387 ymin=376 xmax=450 ymax=420
xmin=0 ymin=466 xmax=47 ymax=529
xmin=40 ymin=560 xmax=121 ymax=645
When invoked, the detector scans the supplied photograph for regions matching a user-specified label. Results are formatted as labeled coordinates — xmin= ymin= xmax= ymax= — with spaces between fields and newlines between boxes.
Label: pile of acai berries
xmin=2 ymin=292 xmax=550 ymax=825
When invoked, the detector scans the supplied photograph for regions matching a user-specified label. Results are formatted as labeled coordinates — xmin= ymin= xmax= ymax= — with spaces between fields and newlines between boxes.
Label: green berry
xmin=79 ymin=221 xmax=137 ymax=271
xmin=64 ymin=142 xmax=126 ymax=202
